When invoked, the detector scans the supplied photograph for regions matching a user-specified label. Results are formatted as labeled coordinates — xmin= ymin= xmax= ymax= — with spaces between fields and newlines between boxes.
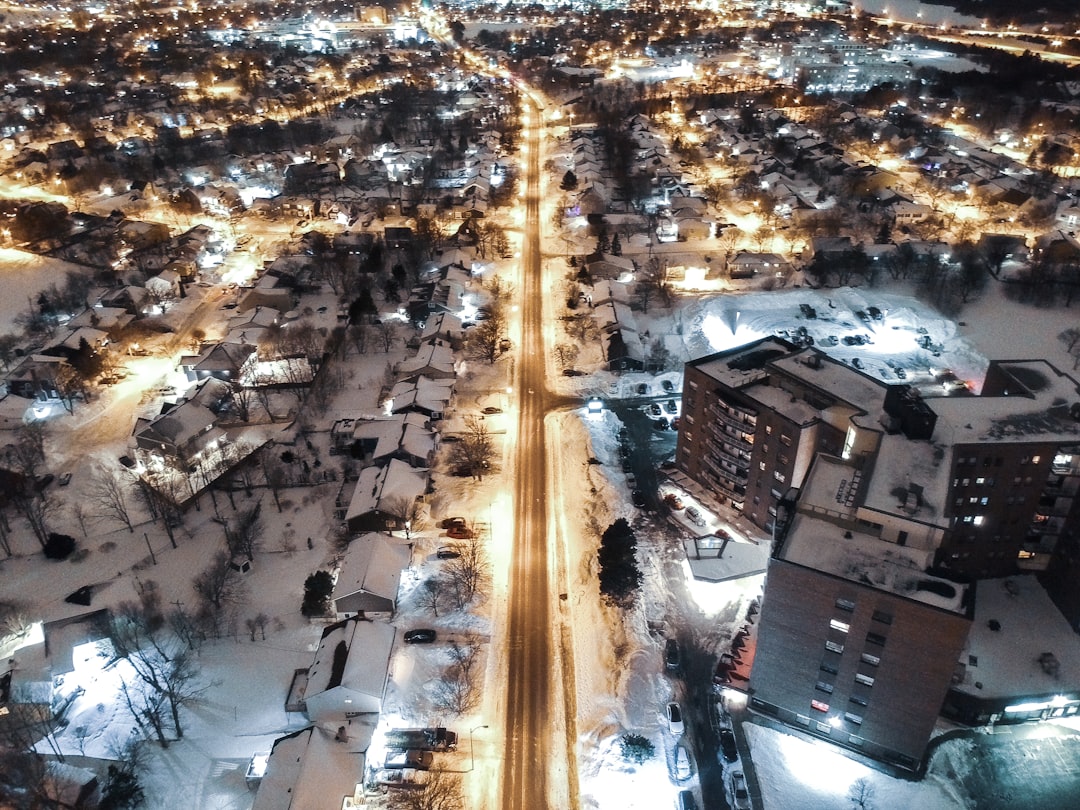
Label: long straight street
xmin=500 ymin=96 xmax=559 ymax=808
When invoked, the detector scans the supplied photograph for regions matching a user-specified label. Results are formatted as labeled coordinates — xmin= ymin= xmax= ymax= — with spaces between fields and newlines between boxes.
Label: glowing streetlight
xmin=469 ymin=724 xmax=488 ymax=771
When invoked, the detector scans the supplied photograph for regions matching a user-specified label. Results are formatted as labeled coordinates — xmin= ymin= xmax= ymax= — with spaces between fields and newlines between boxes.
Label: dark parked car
xmin=34 ymin=474 xmax=55 ymax=492
xmin=481 ymin=406 xmax=502 ymax=414
xmin=664 ymin=399 xmax=678 ymax=414
xmin=562 ymin=368 xmax=584 ymax=377
xmin=439 ymin=516 xmax=466 ymax=529
xmin=661 ymin=379 xmax=674 ymax=392
xmin=647 ymin=403 xmax=662 ymax=416
xmin=719 ymin=729 xmax=738 ymax=762
xmin=631 ymin=490 xmax=646 ymax=507
xmin=404 ymin=629 xmax=437 ymax=644
xmin=665 ymin=638 xmax=681 ymax=671
xmin=636 ymin=383 xmax=649 ymax=395
xmin=436 ymin=546 xmax=461 ymax=559
xmin=653 ymin=418 xmax=670 ymax=431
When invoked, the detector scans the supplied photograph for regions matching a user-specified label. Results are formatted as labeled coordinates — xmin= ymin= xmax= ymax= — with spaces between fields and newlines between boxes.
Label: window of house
xmin=855 ymin=673 xmax=875 ymax=687
xmin=780 ymin=434 xmax=792 ymax=447
xmin=835 ymin=598 xmax=855 ymax=612
xmin=830 ymin=619 xmax=850 ymax=633
xmin=815 ymin=681 xmax=834 ymax=694
xmin=811 ymin=699 xmax=829 ymax=713
xmin=860 ymin=653 xmax=880 ymax=666
xmin=845 ymin=712 xmax=864 ymax=725
xmin=849 ymin=695 xmax=868 ymax=707
xmin=765 ymin=425 xmax=772 ymax=434
xmin=774 ymin=470 xmax=786 ymax=483
xmin=825 ymin=640 xmax=844 ymax=654
xmin=759 ymin=461 xmax=766 ymax=471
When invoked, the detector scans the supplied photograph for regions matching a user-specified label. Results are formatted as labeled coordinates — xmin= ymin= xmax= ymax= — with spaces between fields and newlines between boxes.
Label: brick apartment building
xmin=677 ymin=338 xmax=1080 ymax=766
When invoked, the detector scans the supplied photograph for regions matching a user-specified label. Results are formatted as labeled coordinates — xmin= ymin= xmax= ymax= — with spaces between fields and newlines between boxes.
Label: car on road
xmin=436 ymin=546 xmax=461 ymax=559
xmin=631 ymin=490 xmax=646 ymax=508
xmin=719 ymin=729 xmax=738 ymax=762
xmin=730 ymin=771 xmax=750 ymax=810
xmin=665 ymin=638 xmax=681 ymax=671
xmin=663 ymin=493 xmax=684 ymax=510
xmin=661 ymin=379 xmax=674 ymax=392
xmin=562 ymin=368 xmax=584 ymax=377
xmin=446 ymin=525 xmax=476 ymax=540
xmin=481 ymin=406 xmax=502 ymax=414
xmin=58 ymin=472 xmax=72 ymax=486
xmin=404 ymin=629 xmax=437 ymax=644
xmin=667 ymin=702 xmax=685 ymax=735
xmin=685 ymin=506 xmax=706 ymax=527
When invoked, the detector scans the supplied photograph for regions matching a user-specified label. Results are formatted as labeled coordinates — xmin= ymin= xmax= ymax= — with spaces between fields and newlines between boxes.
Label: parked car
xmin=676 ymin=789 xmax=698 ymax=810
xmin=439 ymin=517 xmax=466 ymax=530
xmin=667 ymin=702 xmax=685 ymax=735
xmin=653 ymin=418 xmax=670 ymax=431
xmin=436 ymin=546 xmax=461 ymax=559
xmin=446 ymin=525 xmax=476 ymax=540
xmin=719 ymin=729 xmax=738 ymax=762
xmin=404 ymin=629 xmax=437 ymax=644
xmin=674 ymin=745 xmax=691 ymax=781
xmin=58 ymin=472 xmax=72 ymax=486
xmin=631 ymin=490 xmax=646 ymax=507
xmin=636 ymin=383 xmax=649 ymax=395
xmin=481 ymin=406 xmax=502 ymax=414
xmin=661 ymin=379 xmax=675 ymax=392
xmin=730 ymin=771 xmax=750 ymax=810
xmin=33 ymin=474 xmax=55 ymax=492
xmin=647 ymin=403 xmax=662 ymax=417
xmin=664 ymin=399 xmax=678 ymax=414
xmin=663 ymin=493 xmax=684 ymax=510
xmin=562 ymin=368 xmax=584 ymax=377
xmin=665 ymin=638 xmax=681 ymax=671
xmin=685 ymin=506 xmax=706 ymax=527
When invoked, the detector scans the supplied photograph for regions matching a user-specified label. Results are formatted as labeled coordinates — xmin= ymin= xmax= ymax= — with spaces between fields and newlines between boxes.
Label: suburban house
xmin=5 ymin=354 xmax=70 ymax=400
xmin=420 ymin=312 xmax=465 ymax=349
xmin=387 ymin=377 xmax=454 ymax=420
xmin=344 ymin=458 xmax=429 ymax=534
xmin=180 ymin=342 xmax=258 ymax=383
xmin=333 ymin=534 xmax=411 ymax=616
xmin=396 ymin=342 xmax=456 ymax=382
xmin=348 ymin=413 xmax=435 ymax=468
xmin=301 ymin=616 xmax=396 ymax=722
xmin=250 ymin=726 xmax=364 ymax=810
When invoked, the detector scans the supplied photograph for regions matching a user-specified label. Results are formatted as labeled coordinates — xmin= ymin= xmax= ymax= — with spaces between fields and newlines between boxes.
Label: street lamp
xmin=469 ymin=724 xmax=489 ymax=772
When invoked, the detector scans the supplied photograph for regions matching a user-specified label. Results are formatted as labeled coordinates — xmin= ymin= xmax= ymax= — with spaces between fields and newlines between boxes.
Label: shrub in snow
xmin=44 ymin=532 xmax=76 ymax=560
xmin=301 ymin=570 xmax=334 ymax=616
xmin=620 ymin=733 xmax=654 ymax=764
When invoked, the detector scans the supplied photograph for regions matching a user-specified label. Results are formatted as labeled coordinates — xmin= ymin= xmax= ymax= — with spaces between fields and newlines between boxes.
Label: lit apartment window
xmin=780 ymin=434 xmax=792 ymax=447
xmin=759 ymin=461 xmax=767 ymax=471
xmin=974 ymin=516 xmax=984 ymax=526
xmin=830 ymin=619 xmax=850 ymax=633
xmin=844 ymin=712 xmax=864 ymax=725
xmin=825 ymin=640 xmax=844 ymax=654
xmin=811 ymin=699 xmax=830 ymax=713
xmin=860 ymin=653 xmax=880 ymax=666
xmin=835 ymin=598 xmax=855 ymax=612
xmin=774 ymin=470 xmax=786 ymax=483
xmin=855 ymin=673 xmax=875 ymax=687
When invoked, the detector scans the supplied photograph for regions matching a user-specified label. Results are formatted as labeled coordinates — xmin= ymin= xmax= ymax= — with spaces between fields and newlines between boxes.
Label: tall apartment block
xmin=677 ymin=338 xmax=1080 ymax=767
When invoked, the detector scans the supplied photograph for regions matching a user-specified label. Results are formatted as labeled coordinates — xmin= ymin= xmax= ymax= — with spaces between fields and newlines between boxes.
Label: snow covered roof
xmin=334 ymin=534 xmax=410 ymax=614
xmin=388 ymin=376 xmax=453 ymax=414
xmin=344 ymin=459 xmax=428 ymax=525
xmin=782 ymin=508 xmax=967 ymax=614
xmin=351 ymin=413 xmax=434 ymax=465
xmin=251 ymin=726 xmax=363 ymax=810
xmin=955 ymin=576 xmax=1080 ymax=700
xmin=305 ymin=617 xmax=396 ymax=705
xmin=931 ymin=360 xmax=1080 ymax=445
xmin=397 ymin=342 xmax=455 ymax=380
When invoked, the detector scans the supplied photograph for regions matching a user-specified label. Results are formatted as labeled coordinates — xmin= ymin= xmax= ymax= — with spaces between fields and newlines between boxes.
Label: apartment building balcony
xmin=706 ymin=420 xmax=754 ymax=452
xmin=708 ymin=402 xmax=757 ymax=433
xmin=705 ymin=437 xmax=752 ymax=469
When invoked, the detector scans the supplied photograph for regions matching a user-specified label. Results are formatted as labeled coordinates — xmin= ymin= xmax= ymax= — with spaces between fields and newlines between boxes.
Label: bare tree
xmin=552 ymin=342 xmax=580 ymax=372
xmin=448 ymin=415 xmax=496 ymax=481
xmin=432 ymin=636 xmax=482 ymax=715
xmin=376 ymin=319 xmax=399 ymax=353
xmin=848 ymin=777 xmax=875 ymax=809
xmin=89 ymin=465 xmax=137 ymax=533
xmin=417 ymin=576 xmax=447 ymax=618
xmin=12 ymin=489 xmax=57 ymax=549
xmin=444 ymin=534 xmax=490 ymax=609
xmin=397 ymin=770 xmax=465 ymax=810
xmin=348 ymin=322 xmax=373 ymax=355
xmin=225 ymin=500 xmax=264 ymax=560
xmin=382 ymin=494 xmax=427 ymax=543
xmin=101 ymin=589 xmax=208 ymax=747
xmin=193 ymin=551 xmax=245 ymax=614
xmin=465 ymin=311 xmax=505 ymax=364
